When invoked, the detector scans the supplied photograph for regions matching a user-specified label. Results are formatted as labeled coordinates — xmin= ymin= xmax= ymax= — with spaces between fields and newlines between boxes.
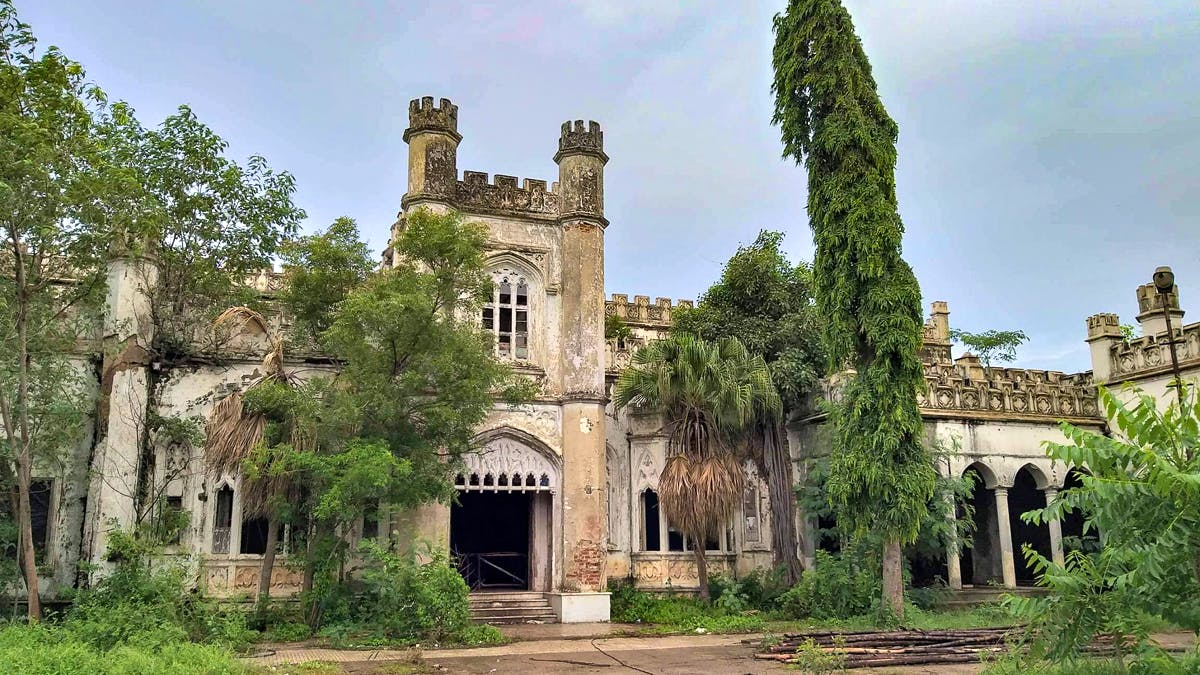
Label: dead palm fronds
xmin=205 ymin=306 xmax=293 ymax=517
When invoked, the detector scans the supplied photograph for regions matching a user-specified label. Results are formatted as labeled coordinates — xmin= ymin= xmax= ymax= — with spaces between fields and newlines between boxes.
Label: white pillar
xmin=994 ymin=487 xmax=1017 ymax=588
xmin=944 ymin=492 xmax=963 ymax=590
xmin=1044 ymin=488 xmax=1065 ymax=567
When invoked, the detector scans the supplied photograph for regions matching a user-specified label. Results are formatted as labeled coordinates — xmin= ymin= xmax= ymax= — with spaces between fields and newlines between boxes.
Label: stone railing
xmin=1108 ymin=320 xmax=1200 ymax=380
xmin=605 ymin=294 xmax=693 ymax=328
xmin=919 ymin=361 xmax=1101 ymax=422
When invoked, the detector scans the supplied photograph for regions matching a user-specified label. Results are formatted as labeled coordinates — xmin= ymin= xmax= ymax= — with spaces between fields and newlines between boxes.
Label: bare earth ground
xmin=246 ymin=627 xmax=1198 ymax=675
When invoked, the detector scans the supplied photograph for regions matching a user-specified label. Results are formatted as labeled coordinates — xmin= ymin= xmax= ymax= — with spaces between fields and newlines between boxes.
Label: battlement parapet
xmin=919 ymin=360 xmax=1100 ymax=421
xmin=555 ymin=120 xmax=606 ymax=162
xmin=1107 ymin=318 xmax=1200 ymax=381
xmin=605 ymin=293 xmax=694 ymax=327
xmin=454 ymin=170 xmax=559 ymax=217
xmin=404 ymin=96 xmax=461 ymax=142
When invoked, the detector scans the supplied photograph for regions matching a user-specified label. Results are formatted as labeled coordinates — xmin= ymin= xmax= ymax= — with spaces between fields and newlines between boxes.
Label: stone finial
xmin=403 ymin=96 xmax=461 ymax=142
xmin=555 ymin=120 xmax=607 ymax=163
xmin=1086 ymin=313 xmax=1122 ymax=340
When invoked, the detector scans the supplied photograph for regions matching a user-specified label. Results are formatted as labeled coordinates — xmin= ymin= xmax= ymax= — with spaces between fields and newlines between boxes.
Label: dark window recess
xmin=482 ymin=307 xmax=493 ymax=330
xmin=642 ymin=490 xmax=661 ymax=551
xmin=213 ymin=486 xmax=234 ymax=554
xmin=164 ymin=495 xmax=184 ymax=545
xmin=30 ymin=480 xmax=51 ymax=557
xmin=667 ymin=527 xmax=685 ymax=552
xmin=362 ymin=501 xmax=379 ymax=540
xmin=240 ymin=516 xmax=269 ymax=555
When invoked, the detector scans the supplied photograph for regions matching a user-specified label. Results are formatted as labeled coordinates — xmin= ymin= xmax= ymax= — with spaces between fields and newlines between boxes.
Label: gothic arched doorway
xmin=451 ymin=432 xmax=560 ymax=592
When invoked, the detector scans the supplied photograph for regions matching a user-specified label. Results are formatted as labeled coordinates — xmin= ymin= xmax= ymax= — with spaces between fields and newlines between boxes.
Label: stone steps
xmin=469 ymin=591 xmax=557 ymax=624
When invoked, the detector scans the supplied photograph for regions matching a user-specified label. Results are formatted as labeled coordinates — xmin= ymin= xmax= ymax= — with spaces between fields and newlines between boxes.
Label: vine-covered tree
xmin=673 ymin=230 xmax=824 ymax=584
xmin=772 ymin=0 xmax=936 ymax=618
xmin=613 ymin=334 xmax=780 ymax=599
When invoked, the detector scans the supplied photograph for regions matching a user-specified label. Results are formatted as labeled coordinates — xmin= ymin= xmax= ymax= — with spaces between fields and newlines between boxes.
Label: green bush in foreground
xmin=0 ymin=624 xmax=243 ymax=674
xmin=778 ymin=546 xmax=880 ymax=620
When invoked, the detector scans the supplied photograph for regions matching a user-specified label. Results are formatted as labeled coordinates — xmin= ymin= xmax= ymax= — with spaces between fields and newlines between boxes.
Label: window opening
xmin=30 ymin=480 xmax=52 ymax=557
xmin=213 ymin=485 xmax=234 ymax=554
xmin=483 ymin=272 xmax=530 ymax=360
xmin=642 ymin=489 xmax=661 ymax=551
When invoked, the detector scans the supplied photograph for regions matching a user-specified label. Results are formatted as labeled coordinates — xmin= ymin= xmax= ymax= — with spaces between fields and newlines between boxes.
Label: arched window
xmin=483 ymin=269 xmax=530 ymax=360
xmin=213 ymin=485 xmax=234 ymax=554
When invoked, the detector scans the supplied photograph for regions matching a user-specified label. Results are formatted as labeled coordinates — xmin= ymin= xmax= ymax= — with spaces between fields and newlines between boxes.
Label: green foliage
xmin=454 ymin=624 xmax=504 ymax=646
xmin=949 ymin=328 xmax=1029 ymax=369
xmin=983 ymin=651 xmax=1200 ymax=675
xmin=778 ymin=545 xmax=881 ymax=620
xmin=604 ymin=314 xmax=633 ymax=344
xmin=792 ymin=636 xmax=847 ymax=674
xmin=349 ymin=542 xmax=470 ymax=643
xmin=672 ymin=230 xmax=825 ymax=409
xmin=278 ymin=216 xmax=375 ymax=345
xmin=98 ymin=101 xmax=304 ymax=356
xmin=608 ymin=580 xmax=764 ymax=633
xmin=1007 ymin=386 xmax=1200 ymax=662
xmin=772 ymin=0 xmax=935 ymax=554
xmin=0 ymin=624 xmax=243 ymax=675
xmin=66 ymin=542 xmax=256 ymax=653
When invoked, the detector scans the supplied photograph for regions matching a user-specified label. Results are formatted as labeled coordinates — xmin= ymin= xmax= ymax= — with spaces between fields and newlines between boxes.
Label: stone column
xmin=944 ymin=492 xmax=963 ymax=590
xmin=1044 ymin=488 xmax=1065 ymax=567
xmin=994 ymin=487 xmax=1017 ymax=589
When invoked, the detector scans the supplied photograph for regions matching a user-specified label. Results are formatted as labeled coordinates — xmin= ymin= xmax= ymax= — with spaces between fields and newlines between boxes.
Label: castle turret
xmin=1135 ymin=272 xmax=1184 ymax=338
xmin=554 ymin=119 xmax=609 ymax=600
xmin=402 ymin=96 xmax=461 ymax=206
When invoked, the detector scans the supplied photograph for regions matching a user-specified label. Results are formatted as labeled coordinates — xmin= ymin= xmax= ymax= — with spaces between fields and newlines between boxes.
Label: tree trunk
xmin=15 ymin=456 xmax=41 ymax=621
xmin=762 ymin=423 xmax=804 ymax=585
xmin=694 ymin=538 xmax=710 ymax=601
xmin=257 ymin=514 xmax=279 ymax=608
xmin=883 ymin=536 xmax=904 ymax=622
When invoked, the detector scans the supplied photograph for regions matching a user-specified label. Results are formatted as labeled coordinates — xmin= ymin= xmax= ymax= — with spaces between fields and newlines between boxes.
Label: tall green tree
xmin=278 ymin=216 xmax=374 ymax=346
xmin=614 ymin=334 xmax=780 ymax=599
xmin=772 ymin=0 xmax=936 ymax=618
xmin=99 ymin=102 xmax=304 ymax=358
xmin=673 ymin=230 xmax=824 ymax=584
xmin=0 ymin=0 xmax=126 ymax=620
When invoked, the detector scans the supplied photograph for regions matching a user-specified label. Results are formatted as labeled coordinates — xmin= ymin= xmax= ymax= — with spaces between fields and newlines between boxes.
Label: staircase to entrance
xmin=469 ymin=591 xmax=557 ymax=624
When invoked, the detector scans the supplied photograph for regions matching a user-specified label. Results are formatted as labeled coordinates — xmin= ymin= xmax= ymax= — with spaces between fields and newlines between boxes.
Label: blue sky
xmin=21 ymin=1 xmax=1199 ymax=373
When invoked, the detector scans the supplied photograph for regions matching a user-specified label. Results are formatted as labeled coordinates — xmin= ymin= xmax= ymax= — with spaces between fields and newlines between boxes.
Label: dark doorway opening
xmin=1009 ymin=468 xmax=1051 ymax=584
xmin=1060 ymin=468 xmax=1098 ymax=555
xmin=962 ymin=466 xmax=995 ymax=585
xmin=451 ymin=491 xmax=531 ymax=590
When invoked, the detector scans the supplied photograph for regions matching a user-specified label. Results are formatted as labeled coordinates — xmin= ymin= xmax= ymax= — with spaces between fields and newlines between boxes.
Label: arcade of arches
xmin=947 ymin=463 xmax=1092 ymax=589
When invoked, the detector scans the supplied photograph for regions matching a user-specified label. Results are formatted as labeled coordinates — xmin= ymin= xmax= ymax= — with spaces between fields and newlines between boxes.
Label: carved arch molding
xmin=456 ymin=435 xmax=561 ymax=493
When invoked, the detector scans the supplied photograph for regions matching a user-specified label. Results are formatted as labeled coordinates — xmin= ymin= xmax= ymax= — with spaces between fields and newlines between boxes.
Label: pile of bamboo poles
xmin=752 ymin=627 xmax=1017 ymax=669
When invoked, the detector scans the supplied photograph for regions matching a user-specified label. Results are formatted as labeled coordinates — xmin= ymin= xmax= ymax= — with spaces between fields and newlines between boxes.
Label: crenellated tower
xmin=554 ymin=119 xmax=609 ymax=597
xmin=402 ymin=96 xmax=461 ymax=208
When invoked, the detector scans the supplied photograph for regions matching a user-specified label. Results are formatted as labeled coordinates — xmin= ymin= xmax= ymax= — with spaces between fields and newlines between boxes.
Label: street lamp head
xmin=1153 ymin=266 xmax=1175 ymax=295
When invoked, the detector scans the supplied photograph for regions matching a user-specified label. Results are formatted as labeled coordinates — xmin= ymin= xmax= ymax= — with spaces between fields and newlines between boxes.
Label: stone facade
xmin=16 ymin=95 xmax=1197 ymax=622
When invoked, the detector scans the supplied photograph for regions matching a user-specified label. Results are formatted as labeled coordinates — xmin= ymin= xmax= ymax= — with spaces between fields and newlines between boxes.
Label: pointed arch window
xmin=483 ymin=270 xmax=530 ymax=360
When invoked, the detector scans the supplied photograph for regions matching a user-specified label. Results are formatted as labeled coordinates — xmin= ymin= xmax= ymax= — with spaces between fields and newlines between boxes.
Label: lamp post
xmin=1152 ymin=266 xmax=1184 ymax=405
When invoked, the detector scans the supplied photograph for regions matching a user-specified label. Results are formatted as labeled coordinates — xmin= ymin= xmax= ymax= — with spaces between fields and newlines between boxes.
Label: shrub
xmin=351 ymin=542 xmax=470 ymax=642
xmin=454 ymin=624 xmax=504 ymax=646
xmin=778 ymin=546 xmax=880 ymax=620
xmin=0 ymin=624 xmax=242 ymax=674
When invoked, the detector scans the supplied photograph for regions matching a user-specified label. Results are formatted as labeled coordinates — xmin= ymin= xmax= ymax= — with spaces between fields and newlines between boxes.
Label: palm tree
xmin=205 ymin=307 xmax=308 ymax=609
xmin=613 ymin=334 xmax=780 ymax=599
